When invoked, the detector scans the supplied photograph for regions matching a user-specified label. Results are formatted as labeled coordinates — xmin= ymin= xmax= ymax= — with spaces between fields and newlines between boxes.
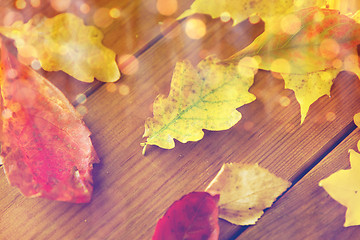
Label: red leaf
xmin=0 ymin=44 xmax=99 ymax=203
xmin=152 ymin=192 xmax=220 ymax=240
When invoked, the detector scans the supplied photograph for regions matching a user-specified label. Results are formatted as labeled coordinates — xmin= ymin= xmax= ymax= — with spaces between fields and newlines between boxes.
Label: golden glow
xmin=9 ymin=102 xmax=21 ymax=113
xmin=93 ymin=8 xmax=114 ymax=28
xmin=319 ymin=39 xmax=340 ymax=60
xmin=281 ymin=14 xmax=301 ymax=35
xmin=30 ymin=0 xmax=41 ymax=8
xmin=117 ymin=54 xmax=139 ymax=75
xmin=326 ymin=112 xmax=336 ymax=122
xmin=279 ymin=96 xmax=291 ymax=107
xmin=15 ymin=0 xmax=27 ymax=9
xmin=249 ymin=15 xmax=261 ymax=24
xmin=6 ymin=69 xmax=18 ymax=79
xmin=118 ymin=84 xmax=130 ymax=96
xmin=50 ymin=0 xmax=71 ymax=12
xmin=220 ymin=12 xmax=231 ymax=23
xmin=31 ymin=59 xmax=41 ymax=70
xmin=109 ymin=8 xmax=121 ymax=18
xmin=2 ymin=109 xmax=13 ymax=119
xmin=185 ymin=18 xmax=206 ymax=40
xmin=75 ymin=94 xmax=87 ymax=105
xmin=106 ymin=83 xmax=117 ymax=92
xmin=332 ymin=59 xmax=342 ymax=69
xmin=243 ymin=121 xmax=254 ymax=131
xmin=270 ymin=58 xmax=291 ymax=73
xmin=80 ymin=3 xmax=90 ymax=14
xmin=157 ymin=0 xmax=178 ymax=16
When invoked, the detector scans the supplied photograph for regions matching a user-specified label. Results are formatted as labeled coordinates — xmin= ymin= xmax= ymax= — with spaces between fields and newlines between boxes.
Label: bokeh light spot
xmin=249 ymin=15 xmax=261 ymax=24
xmin=313 ymin=11 xmax=325 ymax=22
xmin=106 ymin=83 xmax=118 ymax=92
xmin=281 ymin=14 xmax=301 ymax=35
xmin=185 ymin=18 xmax=206 ymax=40
xmin=119 ymin=84 xmax=130 ymax=96
xmin=109 ymin=8 xmax=121 ymax=18
xmin=50 ymin=0 xmax=71 ymax=12
xmin=243 ymin=121 xmax=254 ymax=131
xmin=157 ymin=0 xmax=178 ymax=16
xmin=320 ymin=38 xmax=339 ymax=60
xmin=30 ymin=0 xmax=41 ymax=8
xmin=2 ymin=109 xmax=13 ymax=119
xmin=117 ymin=54 xmax=139 ymax=75
xmin=326 ymin=112 xmax=336 ymax=122
xmin=76 ymin=105 xmax=88 ymax=116
xmin=80 ymin=3 xmax=90 ymax=14
xmin=270 ymin=58 xmax=291 ymax=74
xmin=15 ymin=0 xmax=27 ymax=9
xmin=220 ymin=12 xmax=231 ymax=23
xmin=7 ymin=69 xmax=18 ymax=79
xmin=31 ymin=59 xmax=41 ymax=70
xmin=75 ymin=94 xmax=87 ymax=105
xmin=279 ymin=96 xmax=291 ymax=107
xmin=332 ymin=59 xmax=342 ymax=69
xmin=93 ymin=8 xmax=114 ymax=28
xmin=238 ymin=56 xmax=259 ymax=78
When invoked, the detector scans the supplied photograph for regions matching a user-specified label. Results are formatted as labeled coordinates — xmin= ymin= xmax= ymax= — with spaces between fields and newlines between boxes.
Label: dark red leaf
xmin=152 ymin=192 xmax=220 ymax=240
xmin=0 ymin=44 xmax=99 ymax=203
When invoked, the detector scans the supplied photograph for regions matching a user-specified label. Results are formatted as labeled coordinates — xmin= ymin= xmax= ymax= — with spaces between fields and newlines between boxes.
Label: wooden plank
xmin=236 ymin=128 xmax=360 ymax=240
xmin=2 ymin=5 xmax=360 ymax=240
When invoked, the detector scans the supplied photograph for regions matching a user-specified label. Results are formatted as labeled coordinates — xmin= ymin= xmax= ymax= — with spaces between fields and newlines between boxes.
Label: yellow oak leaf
xmin=353 ymin=113 xmax=360 ymax=152
xmin=205 ymin=163 xmax=291 ymax=225
xmin=178 ymin=0 xmax=326 ymax=26
xmin=319 ymin=149 xmax=360 ymax=227
xmin=143 ymin=57 xmax=256 ymax=152
xmin=0 ymin=13 xmax=120 ymax=83
xmin=228 ymin=7 xmax=360 ymax=123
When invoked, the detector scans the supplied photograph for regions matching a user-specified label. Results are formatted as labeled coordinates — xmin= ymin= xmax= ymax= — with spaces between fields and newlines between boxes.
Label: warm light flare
xmin=15 ymin=0 xmax=27 ymax=9
xmin=30 ymin=0 xmax=41 ymax=8
xmin=185 ymin=18 xmax=206 ymax=40
xmin=117 ymin=54 xmax=139 ymax=75
xmin=93 ymin=8 xmax=114 ymax=28
xmin=50 ymin=0 xmax=71 ymax=12
xmin=157 ymin=0 xmax=178 ymax=16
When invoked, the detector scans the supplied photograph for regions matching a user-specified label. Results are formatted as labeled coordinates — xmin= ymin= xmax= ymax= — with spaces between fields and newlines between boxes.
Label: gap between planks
xmin=229 ymin=121 xmax=358 ymax=240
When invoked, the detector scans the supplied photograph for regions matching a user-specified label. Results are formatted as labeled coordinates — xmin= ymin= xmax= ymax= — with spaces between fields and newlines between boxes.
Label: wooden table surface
xmin=1 ymin=1 xmax=360 ymax=239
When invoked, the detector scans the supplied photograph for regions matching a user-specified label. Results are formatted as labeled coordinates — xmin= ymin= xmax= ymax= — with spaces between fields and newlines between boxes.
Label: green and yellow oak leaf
xmin=0 ymin=13 xmax=120 ymax=83
xmin=319 ymin=149 xmax=360 ymax=227
xmin=205 ymin=163 xmax=291 ymax=225
xmin=227 ymin=7 xmax=360 ymax=123
xmin=178 ymin=0 xmax=326 ymax=26
xmin=142 ymin=57 xmax=256 ymax=151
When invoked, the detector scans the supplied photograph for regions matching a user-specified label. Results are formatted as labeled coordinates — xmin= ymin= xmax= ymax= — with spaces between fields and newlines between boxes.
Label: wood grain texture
xmin=236 ymin=129 xmax=360 ymax=240
xmin=1 ymin=1 xmax=360 ymax=240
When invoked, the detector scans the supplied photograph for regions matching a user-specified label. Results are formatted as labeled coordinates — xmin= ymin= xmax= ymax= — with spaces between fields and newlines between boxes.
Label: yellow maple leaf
xmin=319 ymin=149 xmax=360 ymax=227
xmin=227 ymin=7 xmax=360 ymax=123
xmin=142 ymin=57 xmax=256 ymax=152
xmin=0 ymin=13 xmax=120 ymax=83
xmin=205 ymin=163 xmax=291 ymax=225
xmin=178 ymin=0 xmax=326 ymax=26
